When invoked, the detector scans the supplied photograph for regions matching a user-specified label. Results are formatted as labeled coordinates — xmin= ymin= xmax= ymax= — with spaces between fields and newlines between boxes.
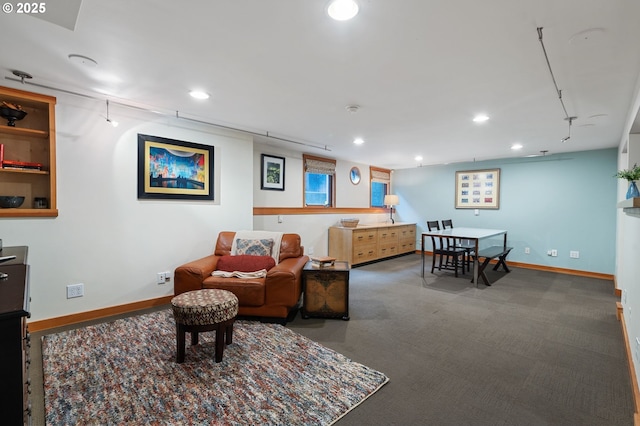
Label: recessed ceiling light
xmin=473 ymin=114 xmax=489 ymax=123
xmin=189 ymin=90 xmax=210 ymax=100
xmin=511 ymin=143 xmax=523 ymax=150
xmin=353 ymin=138 xmax=364 ymax=145
xmin=327 ymin=0 xmax=359 ymax=21
xmin=415 ymin=155 xmax=423 ymax=162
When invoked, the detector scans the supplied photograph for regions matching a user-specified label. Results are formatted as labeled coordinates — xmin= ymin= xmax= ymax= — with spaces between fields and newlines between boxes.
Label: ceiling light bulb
xmin=473 ymin=114 xmax=489 ymax=123
xmin=415 ymin=156 xmax=423 ymax=162
xmin=327 ymin=0 xmax=359 ymax=21
xmin=107 ymin=119 xmax=118 ymax=127
xmin=353 ymin=138 xmax=364 ymax=145
xmin=189 ymin=90 xmax=210 ymax=100
xmin=511 ymin=143 xmax=523 ymax=150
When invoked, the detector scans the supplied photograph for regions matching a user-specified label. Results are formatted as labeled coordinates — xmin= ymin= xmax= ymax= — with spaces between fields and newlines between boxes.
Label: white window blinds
xmin=371 ymin=167 xmax=391 ymax=183
xmin=304 ymin=156 xmax=336 ymax=175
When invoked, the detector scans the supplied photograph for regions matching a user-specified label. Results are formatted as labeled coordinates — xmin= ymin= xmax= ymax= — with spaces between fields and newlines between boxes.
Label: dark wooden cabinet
xmin=302 ymin=261 xmax=350 ymax=320
xmin=0 ymin=246 xmax=30 ymax=425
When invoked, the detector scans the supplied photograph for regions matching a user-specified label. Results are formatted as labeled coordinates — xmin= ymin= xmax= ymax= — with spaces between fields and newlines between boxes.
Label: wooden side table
xmin=302 ymin=261 xmax=350 ymax=320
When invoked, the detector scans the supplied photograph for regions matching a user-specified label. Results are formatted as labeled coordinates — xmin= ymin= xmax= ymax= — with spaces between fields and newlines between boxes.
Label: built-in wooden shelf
xmin=0 ymin=85 xmax=57 ymax=218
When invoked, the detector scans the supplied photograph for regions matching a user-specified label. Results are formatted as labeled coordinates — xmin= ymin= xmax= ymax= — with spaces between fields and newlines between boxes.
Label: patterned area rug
xmin=42 ymin=310 xmax=388 ymax=425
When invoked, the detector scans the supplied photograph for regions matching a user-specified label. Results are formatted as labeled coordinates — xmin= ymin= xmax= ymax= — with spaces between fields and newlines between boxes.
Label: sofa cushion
xmin=235 ymin=238 xmax=274 ymax=256
xmin=216 ymin=255 xmax=275 ymax=273
xmin=202 ymin=277 xmax=266 ymax=306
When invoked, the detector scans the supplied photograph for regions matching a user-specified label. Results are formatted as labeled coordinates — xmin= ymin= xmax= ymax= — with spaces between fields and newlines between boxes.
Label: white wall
xmin=1 ymin=88 xmax=254 ymax=322
xmin=252 ymin=145 xmax=391 ymax=256
xmin=618 ymin=132 xmax=640 ymax=389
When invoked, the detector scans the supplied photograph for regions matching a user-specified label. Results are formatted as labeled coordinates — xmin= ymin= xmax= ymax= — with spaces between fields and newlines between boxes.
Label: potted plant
xmin=615 ymin=163 xmax=640 ymax=199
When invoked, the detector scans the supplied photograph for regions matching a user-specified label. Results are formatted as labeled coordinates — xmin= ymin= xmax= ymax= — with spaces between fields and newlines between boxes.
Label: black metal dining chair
xmin=427 ymin=221 xmax=466 ymax=277
xmin=441 ymin=219 xmax=474 ymax=272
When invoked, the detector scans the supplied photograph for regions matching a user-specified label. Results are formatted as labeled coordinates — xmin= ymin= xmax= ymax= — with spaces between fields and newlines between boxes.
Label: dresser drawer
xmin=398 ymin=225 xmax=416 ymax=240
xmin=378 ymin=242 xmax=399 ymax=258
xmin=353 ymin=229 xmax=378 ymax=246
xmin=399 ymin=240 xmax=416 ymax=253
xmin=353 ymin=243 xmax=378 ymax=262
xmin=377 ymin=227 xmax=398 ymax=243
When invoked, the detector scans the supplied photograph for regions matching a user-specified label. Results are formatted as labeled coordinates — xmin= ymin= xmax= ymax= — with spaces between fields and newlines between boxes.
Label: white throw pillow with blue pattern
xmin=235 ymin=238 xmax=274 ymax=257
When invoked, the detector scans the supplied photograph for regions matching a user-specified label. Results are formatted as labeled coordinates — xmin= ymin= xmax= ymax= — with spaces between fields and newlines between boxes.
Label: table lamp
xmin=384 ymin=194 xmax=399 ymax=224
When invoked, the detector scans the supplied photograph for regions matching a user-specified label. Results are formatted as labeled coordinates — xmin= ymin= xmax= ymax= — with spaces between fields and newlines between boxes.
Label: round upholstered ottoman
xmin=170 ymin=289 xmax=239 ymax=363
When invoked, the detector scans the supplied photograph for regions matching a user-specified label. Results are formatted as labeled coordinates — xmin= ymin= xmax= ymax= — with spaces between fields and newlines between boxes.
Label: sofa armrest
xmin=174 ymin=254 xmax=219 ymax=295
xmin=265 ymin=255 xmax=310 ymax=305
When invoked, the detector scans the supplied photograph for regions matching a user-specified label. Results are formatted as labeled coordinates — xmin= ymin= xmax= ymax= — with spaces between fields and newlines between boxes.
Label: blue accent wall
xmin=394 ymin=148 xmax=617 ymax=274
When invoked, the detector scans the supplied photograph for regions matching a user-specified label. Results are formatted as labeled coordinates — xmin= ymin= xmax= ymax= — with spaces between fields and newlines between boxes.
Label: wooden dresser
xmin=328 ymin=223 xmax=416 ymax=266
xmin=0 ymin=246 xmax=31 ymax=425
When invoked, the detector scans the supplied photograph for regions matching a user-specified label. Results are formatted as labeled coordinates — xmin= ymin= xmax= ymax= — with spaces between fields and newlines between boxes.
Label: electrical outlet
xmin=157 ymin=272 xmax=166 ymax=284
xmin=67 ymin=283 xmax=84 ymax=299
xmin=551 ymin=249 xmax=558 ymax=257
xmin=524 ymin=247 xmax=530 ymax=254
xmin=569 ymin=251 xmax=579 ymax=259
xmin=163 ymin=271 xmax=171 ymax=283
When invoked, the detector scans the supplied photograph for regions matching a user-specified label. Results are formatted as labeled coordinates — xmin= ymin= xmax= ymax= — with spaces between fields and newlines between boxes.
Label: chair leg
xmin=431 ymin=252 xmax=437 ymax=273
xmin=453 ymin=254 xmax=458 ymax=277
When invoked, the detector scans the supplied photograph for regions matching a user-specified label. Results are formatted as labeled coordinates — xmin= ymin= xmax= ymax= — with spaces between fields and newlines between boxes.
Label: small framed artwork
xmin=137 ymin=134 xmax=214 ymax=200
xmin=261 ymin=154 xmax=285 ymax=191
xmin=455 ymin=168 xmax=500 ymax=209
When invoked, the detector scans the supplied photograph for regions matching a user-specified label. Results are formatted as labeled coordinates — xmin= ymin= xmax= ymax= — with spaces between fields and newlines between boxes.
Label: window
xmin=370 ymin=166 xmax=391 ymax=207
xmin=303 ymin=154 xmax=336 ymax=207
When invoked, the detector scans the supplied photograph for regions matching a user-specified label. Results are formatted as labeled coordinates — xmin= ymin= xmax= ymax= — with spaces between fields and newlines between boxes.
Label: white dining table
xmin=421 ymin=227 xmax=508 ymax=286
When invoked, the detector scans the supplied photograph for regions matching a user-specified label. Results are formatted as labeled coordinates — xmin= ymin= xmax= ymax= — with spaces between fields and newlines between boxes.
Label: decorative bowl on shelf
xmin=0 ymin=196 xmax=25 ymax=208
xmin=0 ymin=106 xmax=27 ymax=127
xmin=340 ymin=218 xmax=359 ymax=228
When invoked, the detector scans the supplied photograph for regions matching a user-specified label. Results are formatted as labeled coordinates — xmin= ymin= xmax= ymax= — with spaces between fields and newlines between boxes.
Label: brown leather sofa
xmin=174 ymin=232 xmax=309 ymax=322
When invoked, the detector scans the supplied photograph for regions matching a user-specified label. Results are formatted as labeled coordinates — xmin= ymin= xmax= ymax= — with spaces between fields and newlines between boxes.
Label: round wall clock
xmin=350 ymin=167 xmax=361 ymax=185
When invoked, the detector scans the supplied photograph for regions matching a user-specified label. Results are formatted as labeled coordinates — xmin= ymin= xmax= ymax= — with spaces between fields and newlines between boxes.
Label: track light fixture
xmin=12 ymin=70 xmax=32 ymax=84
xmin=561 ymin=116 xmax=577 ymax=143
xmin=105 ymin=99 xmax=118 ymax=127
xmin=537 ymin=27 xmax=578 ymax=143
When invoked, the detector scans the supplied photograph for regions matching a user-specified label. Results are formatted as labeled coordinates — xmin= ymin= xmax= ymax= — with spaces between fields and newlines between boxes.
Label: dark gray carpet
xmin=288 ymin=255 xmax=634 ymax=425
xmin=31 ymin=254 xmax=633 ymax=425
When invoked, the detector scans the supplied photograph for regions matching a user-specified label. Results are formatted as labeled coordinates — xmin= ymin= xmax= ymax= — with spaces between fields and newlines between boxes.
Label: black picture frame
xmin=261 ymin=154 xmax=285 ymax=191
xmin=137 ymin=134 xmax=214 ymax=200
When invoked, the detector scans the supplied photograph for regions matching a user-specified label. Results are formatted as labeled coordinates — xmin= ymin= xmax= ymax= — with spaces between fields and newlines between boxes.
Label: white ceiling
xmin=1 ymin=0 xmax=640 ymax=169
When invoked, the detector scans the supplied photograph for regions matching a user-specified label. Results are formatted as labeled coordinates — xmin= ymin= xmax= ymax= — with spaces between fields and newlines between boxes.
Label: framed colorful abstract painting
xmin=137 ymin=134 xmax=214 ymax=200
